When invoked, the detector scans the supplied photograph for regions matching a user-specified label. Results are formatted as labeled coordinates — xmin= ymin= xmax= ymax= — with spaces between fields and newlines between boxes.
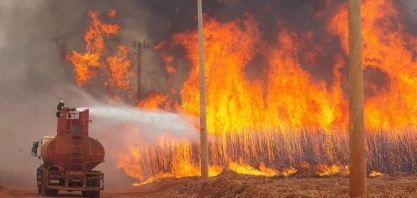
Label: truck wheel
xmin=82 ymin=190 xmax=92 ymax=197
xmin=41 ymin=186 xmax=58 ymax=196
xmin=40 ymin=177 xmax=47 ymax=196
xmin=91 ymin=190 xmax=100 ymax=197
xmin=40 ymin=174 xmax=58 ymax=196
xmin=37 ymin=169 xmax=42 ymax=194
xmin=40 ymin=185 xmax=53 ymax=196
xmin=91 ymin=179 xmax=101 ymax=197
xmin=82 ymin=179 xmax=94 ymax=197
xmin=49 ymin=189 xmax=58 ymax=196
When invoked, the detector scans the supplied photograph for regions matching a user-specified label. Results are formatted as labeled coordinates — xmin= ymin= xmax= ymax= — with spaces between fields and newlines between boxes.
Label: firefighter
xmin=56 ymin=99 xmax=65 ymax=117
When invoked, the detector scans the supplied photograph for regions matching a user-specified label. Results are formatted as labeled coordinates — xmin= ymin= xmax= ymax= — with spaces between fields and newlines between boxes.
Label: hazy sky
xmin=0 ymin=0 xmax=196 ymax=187
xmin=0 ymin=0 xmax=151 ymax=187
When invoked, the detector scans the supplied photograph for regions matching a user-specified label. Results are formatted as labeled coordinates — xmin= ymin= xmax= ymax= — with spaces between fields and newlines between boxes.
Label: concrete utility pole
xmin=197 ymin=0 xmax=208 ymax=180
xmin=348 ymin=0 xmax=367 ymax=197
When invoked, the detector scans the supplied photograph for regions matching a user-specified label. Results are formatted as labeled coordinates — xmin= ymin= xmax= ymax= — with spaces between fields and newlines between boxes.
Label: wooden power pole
xmin=137 ymin=42 xmax=142 ymax=101
xmin=197 ymin=0 xmax=208 ymax=180
xmin=348 ymin=0 xmax=367 ymax=197
xmin=133 ymin=22 xmax=171 ymax=101
xmin=133 ymin=41 xmax=143 ymax=100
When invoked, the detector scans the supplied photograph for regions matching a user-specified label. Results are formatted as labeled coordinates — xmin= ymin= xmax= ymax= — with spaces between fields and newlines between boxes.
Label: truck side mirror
xmin=31 ymin=142 xmax=38 ymax=157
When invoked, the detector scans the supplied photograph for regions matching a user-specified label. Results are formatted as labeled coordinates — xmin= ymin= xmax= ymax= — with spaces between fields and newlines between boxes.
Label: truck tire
xmin=41 ymin=184 xmax=58 ymax=196
xmin=82 ymin=179 xmax=94 ymax=197
xmin=82 ymin=178 xmax=100 ymax=197
xmin=82 ymin=190 xmax=92 ymax=197
xmin=40 ymin=171 xmax=58 ymax=196
xmin=40 ymin=174 xmax=47 ymax=196
xmin=91 ymin=179 xmax=101 ymax=197
xmin=37 ymin=168 xmax=42 ymax=194
xmin=48 ymin=189 xmax=58 ymax=196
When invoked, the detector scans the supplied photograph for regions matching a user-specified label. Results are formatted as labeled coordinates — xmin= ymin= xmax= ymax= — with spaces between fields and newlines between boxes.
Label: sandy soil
xmin=2 ymin=171 xmax=417 ymax=198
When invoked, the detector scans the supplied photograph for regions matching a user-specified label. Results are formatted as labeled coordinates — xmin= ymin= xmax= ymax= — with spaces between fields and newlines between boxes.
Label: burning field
xmin=1 ymin=0 xmax=417 ymax=196
xmin=61 ymin=0 xmax=417 ymax=184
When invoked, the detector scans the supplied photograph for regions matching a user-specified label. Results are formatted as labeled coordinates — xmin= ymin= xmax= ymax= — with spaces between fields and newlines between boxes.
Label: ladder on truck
xmin=69 ymin=125 xmax=84 ymax=172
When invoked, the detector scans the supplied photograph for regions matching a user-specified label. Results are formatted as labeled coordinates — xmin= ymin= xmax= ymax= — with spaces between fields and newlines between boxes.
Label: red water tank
xmin=41 ymin=134 xmax=105 ymax=171
xmin=40 ymin=107 xmax=105 ymax=171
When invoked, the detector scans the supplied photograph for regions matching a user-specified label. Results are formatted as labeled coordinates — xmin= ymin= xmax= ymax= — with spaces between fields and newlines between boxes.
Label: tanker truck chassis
xmin=32 ymin=107 xmax=105 ymax=197
xmin=36 ymin=164 xmax=103 ymax=196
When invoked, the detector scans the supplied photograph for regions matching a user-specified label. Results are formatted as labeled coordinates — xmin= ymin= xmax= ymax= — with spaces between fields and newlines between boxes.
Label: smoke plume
xmin=0 ymin=0 xmax=153 ymax=188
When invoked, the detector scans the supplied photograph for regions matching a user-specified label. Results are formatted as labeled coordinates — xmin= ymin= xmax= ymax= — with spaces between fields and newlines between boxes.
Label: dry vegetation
xmin=162 ymin=170 xmax=417 ymax=198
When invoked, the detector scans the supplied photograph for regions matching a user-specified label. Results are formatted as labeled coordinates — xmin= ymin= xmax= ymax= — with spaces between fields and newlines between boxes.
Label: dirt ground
xmin=2 ymin=170 xmax=417 ymax=198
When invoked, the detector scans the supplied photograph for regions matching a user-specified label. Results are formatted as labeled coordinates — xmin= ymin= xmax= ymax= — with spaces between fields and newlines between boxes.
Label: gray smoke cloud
xmin=401 ymin=0 xmax=417 ymax=30
xmin=402 ymin=0 xmax=417 ymax=13
xmin=0 ymin=0 xmax=158 ymax=189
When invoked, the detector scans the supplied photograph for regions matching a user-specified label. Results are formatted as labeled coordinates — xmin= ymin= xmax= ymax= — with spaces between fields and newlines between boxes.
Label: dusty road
xmin=2 ymin=171 xmax=417 ymax=198
xmin=3 ymin=190 xmax=174 ymax=198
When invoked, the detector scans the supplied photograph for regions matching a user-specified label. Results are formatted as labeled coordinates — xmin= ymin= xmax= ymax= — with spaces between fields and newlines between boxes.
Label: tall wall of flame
xmin=140 ymin=0 xmax=417 ymax=132
xmin=40 ymin=0 xmax=417 ymax=182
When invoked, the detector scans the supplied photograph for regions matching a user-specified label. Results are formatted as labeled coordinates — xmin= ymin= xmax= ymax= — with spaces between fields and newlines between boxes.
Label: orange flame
xmin=369 ymin=171 xmax=383 ymax=177
xmin=173 ymin=15 xmax=345 ymax=133
xmin=316 ymin=164 xmax=349 ymax=177
xmin=137 ymin=93 xmax=170 ymax=111
xmin=117 ymin=0 xmax=417 ymax=182
xmin=116 ymin=131 xmax=223 ymax=181
xmin=66 ymin=10 xmax=133 ymax=95
xmin=327 ymin=0 xmax=417 ymax=130
xmin=139 ymin=0 xmax=417 ymax=132
xmin=229 ymin=161 xmax=277 ymax=177
xmin=69 ymin=1 xmax=417 ymax=183
xmin=161 ymin=51 xmax=176 ymax=75
xmin=106 ymin=45 xmax=133 ymax=93
xmin=107 ymin=9 xmax=116 ymax=19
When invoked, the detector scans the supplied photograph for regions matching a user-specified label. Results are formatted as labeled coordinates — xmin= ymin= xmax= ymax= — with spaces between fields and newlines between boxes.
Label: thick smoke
xmin=402 ymin=0 xmax=417 ymax=16
xmin=0 ymin=0 xmax=155 ymax=189
xmin=401 ymin=0 xmax=417 ymax=34
xmin=142 ymin=0 xmax=417 ymax=99
xmin=142 ymin=0 xmax=351 ymax=96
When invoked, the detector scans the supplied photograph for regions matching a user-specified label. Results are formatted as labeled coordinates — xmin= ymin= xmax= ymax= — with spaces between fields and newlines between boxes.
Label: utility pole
xmin=60 ymin=41 xmax=67 ymax=64
xmin=348 ymin=0 xmax=367 ymax=197
xmin=53 ymin=37 xmax=67 ymax=65
xmin=133 ymin=41 xmax=144 ymax=100
xmin=133 ymin=23 xmax=171 ymax=101
xmin=198 ymin=0 xmax=208 ymax=180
